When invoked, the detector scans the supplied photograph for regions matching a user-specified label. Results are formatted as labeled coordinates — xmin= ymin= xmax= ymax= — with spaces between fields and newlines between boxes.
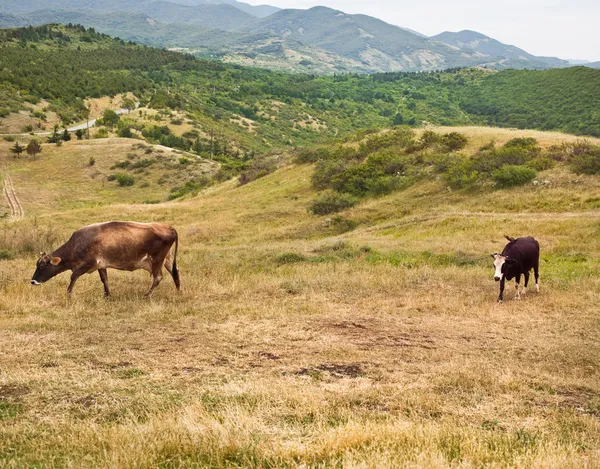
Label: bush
xmin=294 ymin=147 xmax=331 ymax=164
xmin=309 ymin=192 xmax=358 ymax=215
xmin=275 ymin=252 xmax=306 ymax=265
xmin=95 ymin=127 xmax=108 ymax=138
xmin=527 ymin=157 xmax=555 ymax=171
xmin=238 ymin=156 xmax=279 ymax=186
xmin=89 ymin=157 xmax=95 ymax=166
xmin=472 ymin=146 xmax=535 ymax=174
xmin=441 ymin=132 xmax=468 ymax=152
xmin=444 ymin=159 xmax=479 ymax=189
xmin=168 ymin=177 xmax=211 ymax=200
xmin=114 ymin=173 xmax=135 ymax=187
xmin=503 ymin=137 xmax=541 ymax=155
xmin=570 ymin=145 xmax=600 ymax=174
xmin=491 ymin=165 xmax=537 ymax=188
xmin=118 ymin=126 xmax=133 ymax=138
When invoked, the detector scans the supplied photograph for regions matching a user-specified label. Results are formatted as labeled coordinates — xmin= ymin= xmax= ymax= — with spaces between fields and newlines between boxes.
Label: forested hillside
xmin=1 ymin=24 xmax=599 ymax=165
xmin=460 ymin=67 xmax=600 ymax=136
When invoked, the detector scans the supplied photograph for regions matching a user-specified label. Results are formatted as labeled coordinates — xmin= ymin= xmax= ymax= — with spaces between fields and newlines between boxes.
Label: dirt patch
xmin=258 ymin=352 xmax=280 ymax=360
xmin=296 ymin=363 xmax=364 ymax=379
xmin=0 ymin=384 xmax=29 ymax=399
xmin=74 ymin=395 xmax=97 ymax=408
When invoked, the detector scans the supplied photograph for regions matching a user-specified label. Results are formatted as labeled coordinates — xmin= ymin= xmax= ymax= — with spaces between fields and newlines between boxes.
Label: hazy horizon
xmin=245 ymin=0 xmax=600 ymax=62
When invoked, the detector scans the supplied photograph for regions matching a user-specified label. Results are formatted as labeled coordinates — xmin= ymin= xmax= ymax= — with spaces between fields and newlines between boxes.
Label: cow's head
xmin=491 ymin=254 xmax=517 ymax=281
xmin=31 ymin=252 xmax=64 ymax=285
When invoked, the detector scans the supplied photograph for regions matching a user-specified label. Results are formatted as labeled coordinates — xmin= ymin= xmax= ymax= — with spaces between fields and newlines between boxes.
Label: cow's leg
xmin=67 ymin=263 xmax=93 ymax=297
xmin=534 ymin=263 xmax=540 ymax=293
xmin=523 ymin=271 xmax=530 ymax=295
xmin=164 ymin=254 xmax=180 ymax=291
xmin=145 ymin=264 xmax=163 ymax=297
xmin=98 ymin=268 xmax=110 ymax=298
xmin=498 ymin=278 xmax=505 ymax=303
xmin=514 ymin=273 xmax=521 ymax=300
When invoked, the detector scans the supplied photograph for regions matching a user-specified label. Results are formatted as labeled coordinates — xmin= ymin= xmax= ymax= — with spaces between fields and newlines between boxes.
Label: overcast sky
xmin=246 ymin=0 xmax=600 ymax=61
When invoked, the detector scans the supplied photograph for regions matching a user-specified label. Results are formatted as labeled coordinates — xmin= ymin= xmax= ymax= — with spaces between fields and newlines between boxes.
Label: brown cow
xmin=31 ymin=221 xmax=180 ymax=297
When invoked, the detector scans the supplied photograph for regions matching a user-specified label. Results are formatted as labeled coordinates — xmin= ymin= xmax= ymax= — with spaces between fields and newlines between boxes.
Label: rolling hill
xmin=0 ymin=1 xmax=575 ymax=74
xmin=0 ymin=124 xmax=599 ymax=467
xmin=431 ymin=30 xmax=568 ymax=69
xmin=234 ymin=6 xmax=484 ymax=72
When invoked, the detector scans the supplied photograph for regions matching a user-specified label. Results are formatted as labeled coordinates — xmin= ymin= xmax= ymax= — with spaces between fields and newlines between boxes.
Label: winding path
xmin=2 ymin=173 xmax=24 ymax=221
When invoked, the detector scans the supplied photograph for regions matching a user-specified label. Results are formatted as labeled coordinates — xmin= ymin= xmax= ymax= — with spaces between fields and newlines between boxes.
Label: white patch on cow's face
xmin=30 ymin=279 xmax=41 ymax=286
xmin=493 ymin=254 xmax=506 ymax=281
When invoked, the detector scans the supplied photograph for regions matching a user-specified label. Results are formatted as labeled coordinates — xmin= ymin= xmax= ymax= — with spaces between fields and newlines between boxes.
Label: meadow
xmin=0 ymin=126 xmax=599 ymax=468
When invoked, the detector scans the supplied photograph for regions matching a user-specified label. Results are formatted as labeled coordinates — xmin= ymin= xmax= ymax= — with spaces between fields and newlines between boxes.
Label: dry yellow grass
xmin=0 ymin=138 xmax=218 ymax=216
xmin=0 ymin=127 xmax=599 ymax=468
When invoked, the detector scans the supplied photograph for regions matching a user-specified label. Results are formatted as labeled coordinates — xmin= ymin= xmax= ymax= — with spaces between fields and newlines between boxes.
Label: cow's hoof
xmin=497 ymin=299 xmax=503 ymax=304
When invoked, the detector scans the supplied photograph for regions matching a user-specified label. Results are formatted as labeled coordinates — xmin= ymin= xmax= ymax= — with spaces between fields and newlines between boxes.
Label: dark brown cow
xmin=31 ymin=221 xmax=180 ymax=297
xmin=491 ymin=235 xmax=539 ymax=303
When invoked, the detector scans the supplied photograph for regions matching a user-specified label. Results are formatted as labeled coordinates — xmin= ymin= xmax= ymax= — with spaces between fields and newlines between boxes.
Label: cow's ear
xmin=505 ymin=258 xmax=518 ymax=265
xmin=490 ymin=253 xmax=497 ymax=259
xmin=50 ymin=257 xmax=62 ymax=266
xmin=40 ymin=251 xmax=46 ymax=257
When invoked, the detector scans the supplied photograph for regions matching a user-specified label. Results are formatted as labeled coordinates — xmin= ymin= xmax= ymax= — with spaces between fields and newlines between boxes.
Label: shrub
xmin=118 ymin=126 xmax=133 ymax=138
xmin=89 ymin=157 xmax=96 ymax=166
xmin=358 ymin=127 xmax=415 ymax=156
xmin=312 ymin=159 xmax=349 ymax=190
xmin=491 ymin=165 xmax=537 ymax=188
xmin=570 ymin=144 xmax=600 ymax=174
xmin=179 ymin=157 xmax=191 ymax=165
xmin=441 ymin=132 xmax=468 ymax=152
xmin=444 ymin=159 xmax=479 ymax=189
xmin=114 ymin=173 xmax=135 ymax=187
xmin=168 ymin=177 xmax=211 ymax=200
xmin=106 ymin=174 xmax=116 ymax=181
xmin=294 ymin=147 xmax=331 ymax=164
xmin=503 ymin=137 xmax=541 ymax=155
xmin=527 ymin=157 xmax=555 ymax=171
xmin=419 ymin=130 xmax=441 ymax=149
xmin=472 ymin=146 xmax=535 ymax=174
xmin=275 ymin=252 xmax=306 ymax=265
xmin=309 ymin=191 xmax=358 ymax=215
xmin=238 ymin=156 xmax=279 ymax=186
xmin=95 ymin=127 xmax=108 ymax=138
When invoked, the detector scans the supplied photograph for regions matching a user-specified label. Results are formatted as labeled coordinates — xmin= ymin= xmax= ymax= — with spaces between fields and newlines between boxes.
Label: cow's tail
xmin=171 ymin=230 xmax=180 ymax=291
xmin=504 ymin=235 xmax=516 ymax=243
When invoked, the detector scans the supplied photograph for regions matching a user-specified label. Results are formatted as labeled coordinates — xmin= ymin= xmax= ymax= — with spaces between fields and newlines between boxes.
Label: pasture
xmin=0 ymin=129 xmax=599 ymax=468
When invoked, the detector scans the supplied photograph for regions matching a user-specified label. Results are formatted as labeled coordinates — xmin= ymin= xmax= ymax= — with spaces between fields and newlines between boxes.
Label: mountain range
xmin=0 ymin=0 xmax=586 ymax=74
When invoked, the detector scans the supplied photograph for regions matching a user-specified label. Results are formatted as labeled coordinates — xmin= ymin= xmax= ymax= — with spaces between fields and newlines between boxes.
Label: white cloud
xmin=246 ymin=0 xmax=600 ymax=61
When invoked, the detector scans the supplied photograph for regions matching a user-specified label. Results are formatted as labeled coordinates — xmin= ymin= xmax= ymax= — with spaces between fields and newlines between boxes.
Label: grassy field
xmin=0 ymin=127 xmax=599 ymax=468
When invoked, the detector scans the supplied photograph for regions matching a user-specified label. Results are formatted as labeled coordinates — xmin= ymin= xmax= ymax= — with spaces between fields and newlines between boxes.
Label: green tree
xmin=101 ymin=109 xmax=120 ymax=128
xmin=47 ymin=125 xmax=60 ymax=144
xmin=62 ymin=129 xmax=71 ymax=141
xmin=26 ymin=139 xmax=42 ymax=159
xmin=10 ymin=141 xmax=24 ymax=158
xmin=75 ymin=129 xmax=85 ymax=140
xmin=392 ymin=113 xmax=404 ymax=125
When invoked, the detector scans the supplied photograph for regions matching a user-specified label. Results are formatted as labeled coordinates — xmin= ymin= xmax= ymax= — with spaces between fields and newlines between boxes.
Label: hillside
xmin=431 ymin=30 xmax=568 ymax=69
xmin=459 ymin=67 xmax=600 ymax=136
xmin=235 ymin=6 xmax=483 ymax=72
xmin=1 ymin=18 xmax=599 ymax=190
xmin=0 ymin=126 xmax=599 ymax=467
xmin=0 ymin=2 xmax=576 ymax=74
